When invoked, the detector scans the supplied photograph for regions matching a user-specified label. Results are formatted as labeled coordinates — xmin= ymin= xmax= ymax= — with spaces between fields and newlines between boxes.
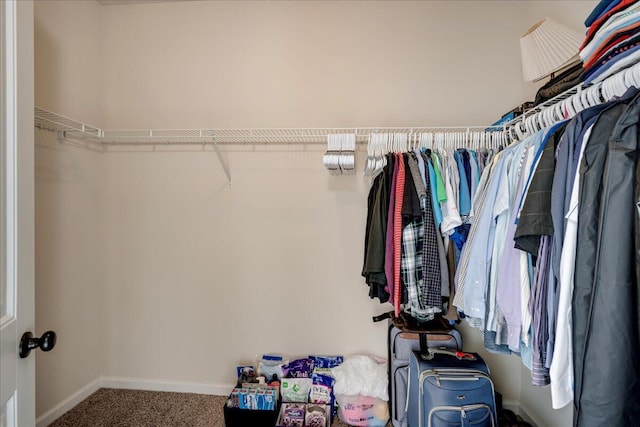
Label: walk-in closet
xmin=3 ymin=1 xmax=639 ymax=426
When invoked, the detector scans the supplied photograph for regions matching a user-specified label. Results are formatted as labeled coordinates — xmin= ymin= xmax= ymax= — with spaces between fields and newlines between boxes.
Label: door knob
xmin=19 ymin=330 xmax=57 ymax=358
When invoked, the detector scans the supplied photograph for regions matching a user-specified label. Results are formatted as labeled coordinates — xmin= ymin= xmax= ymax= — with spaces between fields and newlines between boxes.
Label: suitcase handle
xmin=420 ymin=348 xmax=477 ymax=361
xmin=399 ymin=332 xmax=453 ymax=341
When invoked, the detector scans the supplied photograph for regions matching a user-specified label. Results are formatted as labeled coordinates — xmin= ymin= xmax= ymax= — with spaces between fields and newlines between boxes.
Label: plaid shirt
xmin=401 ymin=154 xmax=443 ymax=321
xmin=402 ymin=220 xmax=424 ymax=318
xmin=420 ymin=177 xmax=444 ymax=312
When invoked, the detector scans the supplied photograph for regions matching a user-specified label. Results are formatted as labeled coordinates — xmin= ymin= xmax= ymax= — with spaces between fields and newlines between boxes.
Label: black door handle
xmin=19 ymin=331 xmax=57 ymax=358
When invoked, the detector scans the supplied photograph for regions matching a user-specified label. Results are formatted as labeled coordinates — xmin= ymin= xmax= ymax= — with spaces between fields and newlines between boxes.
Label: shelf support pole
xmin=211 ymin=139 xmax=232 ymax=187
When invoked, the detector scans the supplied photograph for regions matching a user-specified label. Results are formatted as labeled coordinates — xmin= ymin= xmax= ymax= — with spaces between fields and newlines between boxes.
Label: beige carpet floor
xmin=49 ymin=388 xmax=388 ymax=427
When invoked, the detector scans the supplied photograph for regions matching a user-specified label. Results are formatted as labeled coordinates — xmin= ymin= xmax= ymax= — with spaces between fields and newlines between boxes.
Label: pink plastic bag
xmin=335 ymin=394 xmax=389 ymax=427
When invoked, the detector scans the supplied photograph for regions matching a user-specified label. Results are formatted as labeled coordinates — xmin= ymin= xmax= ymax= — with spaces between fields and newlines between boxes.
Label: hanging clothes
xmin=448 ymin=75 xmax=640 ymax=426
xmin=363 ymin=145 xmax=488 ymax=322
xmin=572 ymin=89 xmax=640 ymax=427
xmin=362 ymin=155 xmax=393 ymax=302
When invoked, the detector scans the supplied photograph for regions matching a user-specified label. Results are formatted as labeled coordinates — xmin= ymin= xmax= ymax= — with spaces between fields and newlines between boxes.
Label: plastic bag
xmin=335 ymin=394 xmax=389 ymax=427
xmin=309 ymin=355 xmax=343 ymax=369
xmin=309 ymin=373 xmax=334 ymax=404
xmin=330 ymin=355 xmax=388 ymax=401
xmin=281 ymin=378 xmax=312 ymax=402
xmin=282 ymin=358 xmax=314 ymax=378
xmin=257 ymin=354 xmax=288 ymax=380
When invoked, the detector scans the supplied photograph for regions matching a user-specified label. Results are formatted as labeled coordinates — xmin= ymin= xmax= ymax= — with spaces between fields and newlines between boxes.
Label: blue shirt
xmin=454 ymin=151 xmax=471 ymax=216
xmin=585 ymin=44 xmax=640 ymax=84
xmin=426 ymin=158 xmax=443 ymax=229
xmin=585 ymin=0 xmax=620 ymax=27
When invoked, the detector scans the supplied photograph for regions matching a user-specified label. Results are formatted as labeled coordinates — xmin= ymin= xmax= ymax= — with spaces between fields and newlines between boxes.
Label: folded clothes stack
xmin=580 ymin=0 xmax=640 ymax=84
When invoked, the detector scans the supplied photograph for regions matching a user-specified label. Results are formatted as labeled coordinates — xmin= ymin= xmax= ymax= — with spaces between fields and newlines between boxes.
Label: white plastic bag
xmin=281 ymin=378 xmax=313 ymax=402
xmin=330 ymin=355 xmax=388 ymax=401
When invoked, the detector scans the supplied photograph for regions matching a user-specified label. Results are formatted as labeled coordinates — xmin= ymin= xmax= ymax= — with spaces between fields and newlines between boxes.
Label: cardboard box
xmin=275 ymin=403 xmax=330 ymax=427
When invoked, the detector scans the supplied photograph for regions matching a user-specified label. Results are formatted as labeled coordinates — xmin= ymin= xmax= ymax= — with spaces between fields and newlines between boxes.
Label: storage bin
xmin=223 ymin=403 xmax=280 ymax=427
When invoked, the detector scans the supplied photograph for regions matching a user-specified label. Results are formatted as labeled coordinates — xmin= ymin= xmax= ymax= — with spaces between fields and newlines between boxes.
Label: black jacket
xmin=573 ymin=88 xmax=640 ymax=427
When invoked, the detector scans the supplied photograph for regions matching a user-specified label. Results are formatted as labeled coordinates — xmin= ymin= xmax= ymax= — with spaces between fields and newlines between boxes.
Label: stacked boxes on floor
xmin=224 ymin=355 xmax=341 ymax=427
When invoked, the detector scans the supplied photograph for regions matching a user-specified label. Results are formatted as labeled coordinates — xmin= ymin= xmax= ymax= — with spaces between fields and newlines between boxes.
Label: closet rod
xmin=502 ymin=61 xmax=640 ymax=138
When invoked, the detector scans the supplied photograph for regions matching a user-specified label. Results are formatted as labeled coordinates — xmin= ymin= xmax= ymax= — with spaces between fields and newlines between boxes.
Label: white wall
xmin=34 ymin=0 xmax=102 ymax=125
xmin=98 ymin=0 xmax=535 ymax=394
xmin=100 ymin=145 xmax=378 ymax=383
xmin=34 ymin=131 xmax=104 ymax=418
xmin=34 ymin=0 xmax=104 ymax=418
xmin=34 ymin=1 xmax=597 ymax=425
xmin=99 ymin=0 xmax=531 ymax=129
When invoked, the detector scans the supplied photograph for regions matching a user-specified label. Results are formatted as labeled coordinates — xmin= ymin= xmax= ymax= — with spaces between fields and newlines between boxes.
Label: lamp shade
xmin=520 ymin=17 xmax=584 ymax=82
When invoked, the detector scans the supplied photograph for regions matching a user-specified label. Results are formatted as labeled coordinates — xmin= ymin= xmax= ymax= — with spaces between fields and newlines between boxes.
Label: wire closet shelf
xmin=34 ymin=108 xmax=494 ymax=146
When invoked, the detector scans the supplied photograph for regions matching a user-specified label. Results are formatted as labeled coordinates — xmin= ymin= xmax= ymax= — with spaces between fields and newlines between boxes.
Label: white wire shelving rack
xmin=35 ymin=107 xmax=494 ymax=145
xmin=34 ymin=107 xmax=494 ymax=185
xmin=34 ymin=61 xmax=640 ymax=185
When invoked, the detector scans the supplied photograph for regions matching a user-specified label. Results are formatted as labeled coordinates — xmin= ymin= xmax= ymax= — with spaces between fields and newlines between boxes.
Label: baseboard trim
xmin=503 ymin=399 xmax=544 ymax=427
xmin=100 ymin=376 xmax=232 ymax=396
xmin=36 ymin=377 xmax=102 ymax=427
xmin=36 ymin=376 xmax=233 ymax=426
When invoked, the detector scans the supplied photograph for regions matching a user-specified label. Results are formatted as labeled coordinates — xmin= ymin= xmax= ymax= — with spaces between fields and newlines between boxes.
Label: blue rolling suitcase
xmin=407 ymin=349 xmax=497 ymax=427
xmin=389 ymin=325 xmax=462 ymax=427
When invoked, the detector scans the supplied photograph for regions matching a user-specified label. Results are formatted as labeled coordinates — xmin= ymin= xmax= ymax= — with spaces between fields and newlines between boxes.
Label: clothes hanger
xmin=364 ymin=135 xmax=371 ymax=176
xmin=531 ymin=114 xmax=540 ymax=133
xmin=585 ymin=84 xmax=598 ymax=107
xmin=602 ymin=78 xmax=615 ymax=101
xmin=630 ymin=62 xmax=640 ymax=87
xmin=524 ymin=115 xmax=534 ymax=135
xmin=624 ymin=67 xmax=636 ymax=90
xmin=618 ymin=70 xmax=629 ymax=94
xmin=496 ymin=130 xmax=504 ymax=150
xmin=548 ymin=102 xmax=558 ymax=125
xmin=537 ymin=110 xmax=547 ymax=130
xmin=615 ymin=70 xmax=626 ymax=95
xmin=324 ymin=134 xmax=340 ymax=175
xmin=572 ymin=87 xmax=584 ymax=114
xmin=541 ymin=106 xmax=551 ymax=128
xmin=562 ymin=97 xmax=575 ymax=118
xmin=338 ymin=134 xmax=345 ymax=175
xmin=580 ymin=87 xmax=590 ymax=111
